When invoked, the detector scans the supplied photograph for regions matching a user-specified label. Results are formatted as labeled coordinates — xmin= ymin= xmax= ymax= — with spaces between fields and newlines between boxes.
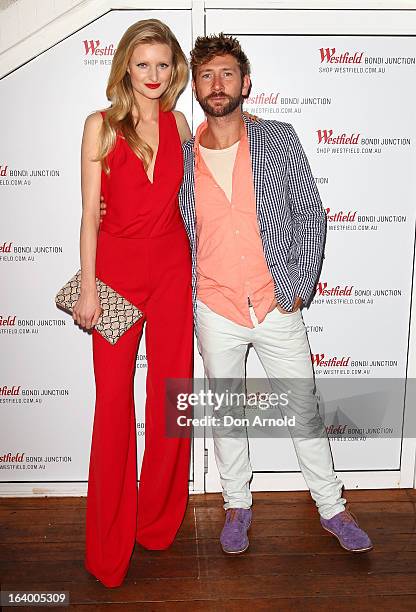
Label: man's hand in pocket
xmin=268 ymin=296 xmax=303 ymax=314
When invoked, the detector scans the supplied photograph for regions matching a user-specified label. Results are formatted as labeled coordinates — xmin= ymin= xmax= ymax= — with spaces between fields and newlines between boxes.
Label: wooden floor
xmin=1 ymin=490 xmax=416 ymax=611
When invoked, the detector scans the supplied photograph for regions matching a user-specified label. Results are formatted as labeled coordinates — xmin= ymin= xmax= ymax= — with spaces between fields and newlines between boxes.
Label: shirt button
xmin=235 ymin=229 xmax=240 ymax=235
xmin=241 ymin=255 xmax=245 ymax=260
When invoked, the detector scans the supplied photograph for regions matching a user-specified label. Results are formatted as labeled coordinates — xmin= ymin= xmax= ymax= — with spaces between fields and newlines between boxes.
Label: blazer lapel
xmin=244 ymin=114 xmax=265 ymax=218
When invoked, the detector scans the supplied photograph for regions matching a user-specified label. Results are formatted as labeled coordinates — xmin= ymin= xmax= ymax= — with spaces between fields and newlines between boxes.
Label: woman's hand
xmin=242 ymin=110 xmax=262 ymax=123
xmin=100 ymin=195 xmax=107 ymax=221
xmin=73 ymin=289 xmax=102 ymax=330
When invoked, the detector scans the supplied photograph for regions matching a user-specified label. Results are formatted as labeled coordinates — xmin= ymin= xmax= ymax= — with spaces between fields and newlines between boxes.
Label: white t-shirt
xmin=199 ymin=140 xmax=240 ymax=202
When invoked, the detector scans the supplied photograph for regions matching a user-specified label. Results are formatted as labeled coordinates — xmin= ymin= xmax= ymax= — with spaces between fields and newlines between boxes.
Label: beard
xmin=196 ymin=90 xmax=243 ymax=117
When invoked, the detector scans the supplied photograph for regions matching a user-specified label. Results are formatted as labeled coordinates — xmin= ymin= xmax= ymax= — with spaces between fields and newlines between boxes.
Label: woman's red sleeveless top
xmin=100 ymin=107 xmax=184 ymax=238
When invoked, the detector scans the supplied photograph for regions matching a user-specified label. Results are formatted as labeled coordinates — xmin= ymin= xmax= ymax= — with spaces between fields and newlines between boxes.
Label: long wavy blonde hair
xmin=97 ymin=19 xmax=188 ymax=172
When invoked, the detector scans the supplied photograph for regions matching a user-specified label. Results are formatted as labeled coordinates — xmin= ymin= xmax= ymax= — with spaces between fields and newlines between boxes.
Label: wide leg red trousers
xmin=85 ymin=227 xmax=193 ymax=587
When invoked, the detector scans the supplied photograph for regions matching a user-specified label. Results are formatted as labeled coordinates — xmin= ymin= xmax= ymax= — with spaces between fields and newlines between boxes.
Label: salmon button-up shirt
xmin=195 ymin=120 xmax=275 ymax=328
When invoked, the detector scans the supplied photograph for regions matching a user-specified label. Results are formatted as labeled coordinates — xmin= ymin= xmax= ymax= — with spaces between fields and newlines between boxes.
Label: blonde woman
xmin=73 ymin=19 xmax=193 ymax=587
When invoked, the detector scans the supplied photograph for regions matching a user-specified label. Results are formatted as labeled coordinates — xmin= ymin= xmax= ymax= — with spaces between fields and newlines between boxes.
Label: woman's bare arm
xmin=73 ymin=111 xmax=103 ymax=329
xmin=172 ymin=110 xmax=192 ymax=144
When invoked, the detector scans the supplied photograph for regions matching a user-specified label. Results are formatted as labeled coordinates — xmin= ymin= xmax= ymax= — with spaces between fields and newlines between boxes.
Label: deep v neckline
xmin=143 ymin=106 xmax=162 ymax=186
xmin=122 ymin=107 xmax=162 ymax=186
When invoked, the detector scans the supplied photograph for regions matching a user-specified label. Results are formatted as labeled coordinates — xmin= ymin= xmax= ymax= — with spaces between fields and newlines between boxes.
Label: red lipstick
xmin=145 ymin=83 xmax=161 ymax=89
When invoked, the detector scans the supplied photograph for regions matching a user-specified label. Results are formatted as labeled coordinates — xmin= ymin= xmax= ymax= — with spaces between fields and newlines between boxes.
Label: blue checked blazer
xmin=178 ymin=115 xmax=326 ymax=324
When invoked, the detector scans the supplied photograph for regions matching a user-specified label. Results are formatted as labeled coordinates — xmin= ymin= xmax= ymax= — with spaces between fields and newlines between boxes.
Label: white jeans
xmin=196 ymin=299 xmax=346 ymax=520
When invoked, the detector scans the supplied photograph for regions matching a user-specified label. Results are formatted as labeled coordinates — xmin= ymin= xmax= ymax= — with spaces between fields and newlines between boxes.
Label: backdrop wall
xmin=1 ymin=2 xmax=415 ymax=496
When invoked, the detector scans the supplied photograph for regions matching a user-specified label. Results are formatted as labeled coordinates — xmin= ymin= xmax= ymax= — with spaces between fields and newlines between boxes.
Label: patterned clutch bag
xmin=55 ymin=270 xmax=143 ymax=345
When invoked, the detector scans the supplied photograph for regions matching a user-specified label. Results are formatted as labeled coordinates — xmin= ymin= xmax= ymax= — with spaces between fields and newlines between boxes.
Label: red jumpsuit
xmin=85 ymin=108 xmax=193 ymax=587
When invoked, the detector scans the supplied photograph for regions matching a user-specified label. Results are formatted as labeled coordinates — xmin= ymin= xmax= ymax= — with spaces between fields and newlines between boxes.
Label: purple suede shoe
xmin=220 ymin=508 xmax=252 ymax=554
xmin=320 ymin=509 xmax=373 ymax=552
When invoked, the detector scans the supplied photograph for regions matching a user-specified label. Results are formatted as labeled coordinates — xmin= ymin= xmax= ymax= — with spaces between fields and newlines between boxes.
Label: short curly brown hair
xmin=190 ymin=33 xmax=250 ymax=80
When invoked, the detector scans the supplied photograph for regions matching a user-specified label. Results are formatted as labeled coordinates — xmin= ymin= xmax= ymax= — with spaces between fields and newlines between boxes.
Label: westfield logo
xmin=246 ymin=92 xmax=279 ymax=104
xmin=317 ymin=130 xmax=360 ymax=145
xmin=316 ymin=283 xmax=353 ymax=296
xmin=325 ymin=208 xmax=357 ymax=222
xmin=319 ymin=48 xmax=364 ymax=64
xmin=0 ymin=385 xmax=21 ymax=395
xmin=311 ymin=354 xmax=351 ymax=367
xmin=0 ymin=316 xmax=16 ymax=326
xmin=0 ymin=452 xmax=25 ymax=463
xmin=83 ymin=40 xmax=116 ymax=55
